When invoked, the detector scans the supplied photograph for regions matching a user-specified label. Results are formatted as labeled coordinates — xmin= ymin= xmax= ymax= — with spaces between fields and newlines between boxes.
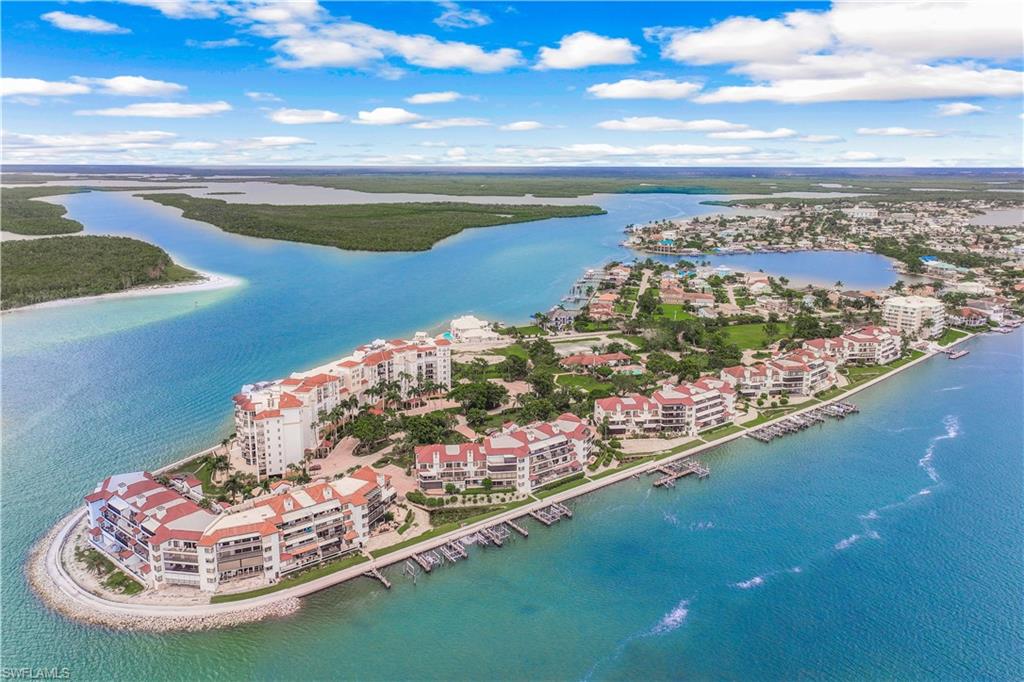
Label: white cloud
xmin=709 ymin=127 xmax=798 ymax=140
xmin=3 ymin=129 xmax=177 ymax=152
xmin=494 ymin=142 xmax=756 ymax=164
xmin=838 ymin=150 xmax=903 ymax=162
xmin=406 ymin=91 xmax=464 ymax=104
xmin=240 ymin=136 xmax=314 ymax=149
xmin=444 ymin=146 xmax=469 ymax=160
xmin=856 ymin=126 xmax=942 ymax=137
xmin=798 ymin=134 xmax=844 ymax=143
xmin=499 ymin=120 xmax=545 ymax=131
xmin=653 ymin=1 xmax=1024 ymax=104
xmin=269 ymin=108 xmax=345 ymax=124
xmin=246 ymin=91 xmax=282 ymax=102
xmin=646 ymin=11 xmax=831 ymax=65
xmin=170 ymin=141 xmax=220 ymax=151
xmin=186 ymin=37 xmax=247 ymax=48
xmin=696 ymin=63 xmax=1023 ymax=104
xmin=535 ymin=31 xmax=640 ymax=70
xmin=353 ymin=107 xmax=423 ymax=125
xmin=411 ymin=117 xmax=489 ymax=129
xmin=41 ymin=11 xmax=130 ymax=34
xmin=596 ymin=116 xmax=748 ymax=132
xmin=271 ymin=21 xmax=522 ymax=72
xmin=71 ymin=75 xmax=186 ymax=97
xmin=115 ymin=0 xmax=224 ymax=19
xmin=936 ymin=102 xmax=985 ymax=116
xmin=75 ymin=101 xmax=232 ymax=118
xmin=586 ymin=78 xmax=701 ymax=100
xmin=0 ymin=77 xmax=90 ymax=97
xmin=434 ymin=1 xmax=491 ymax=29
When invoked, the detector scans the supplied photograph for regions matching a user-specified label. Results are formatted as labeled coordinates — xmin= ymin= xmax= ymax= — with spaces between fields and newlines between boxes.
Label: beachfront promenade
xmin=32 ymin=333 xmax=971 ymax=630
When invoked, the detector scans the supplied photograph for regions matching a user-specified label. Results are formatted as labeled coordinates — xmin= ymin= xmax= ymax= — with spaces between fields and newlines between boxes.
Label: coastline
xmin=2 ymin=269 xmax=245 ymax=315
xmin=26 ymin=329 xmax=981 ymax=631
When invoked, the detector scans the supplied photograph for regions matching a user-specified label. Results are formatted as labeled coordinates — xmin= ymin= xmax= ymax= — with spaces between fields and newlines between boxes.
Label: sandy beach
xmin=2 ymin=269 xmax=245 ymax=315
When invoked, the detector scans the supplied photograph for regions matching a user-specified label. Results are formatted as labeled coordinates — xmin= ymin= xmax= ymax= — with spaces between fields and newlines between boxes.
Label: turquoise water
xmin=2 ymin=190 xmax=1019 ymax=680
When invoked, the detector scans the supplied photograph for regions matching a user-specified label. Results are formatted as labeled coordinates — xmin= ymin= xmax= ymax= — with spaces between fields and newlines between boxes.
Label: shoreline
xmin=2 ymin=269 xmax=245 ymax=315
xmin=26 ymin=330 xmax=982 ymax=631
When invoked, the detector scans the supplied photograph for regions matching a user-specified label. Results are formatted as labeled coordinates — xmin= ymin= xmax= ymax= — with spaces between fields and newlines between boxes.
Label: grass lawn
xmin=590 ymin=457 xmax=654 ymax=479
xmin=555 ymin=373 xmax=614 ymax=393
xmin=655 ymin=439 xmax=705 ymax=458
xmin=609 ymin=333 xmax=647 ymax=350
xmin=722 ymin=322 xmax=792 ymax=350
xmin=817 ymin=350 xmax=928 ymax=399
xmin=936 ymin=328 xmax=970 ymax=346
xmin=552 ymin=336 xmax=601 ymax=345
xmin=489 ymin=344 xmax=529 ymax=359
xmin=370 ymin=499 xmax=531 ymax=558
xmin=167 ymin=457 xmax=223 ymax=497
xmin=500 ymin=325 xmax=547 ymax=337
xmin=655 ymin=303 xmax=696 ymax=321
xmin=210 ymin=554 xmax=369 ymax=603
xmin=577 ymin=321 xmax=617 ymax=333
xmin=699 ymin=423 xmax=746 ymax=441
xmin=534 ymin=473 xmax=590 ymax=499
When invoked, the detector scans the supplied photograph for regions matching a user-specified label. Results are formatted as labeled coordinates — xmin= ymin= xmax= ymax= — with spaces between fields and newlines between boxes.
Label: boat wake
xmin=937 ymin=385 xmax=965 ymax=392
xmin=731 ymin=565 xmax=803 ymax=590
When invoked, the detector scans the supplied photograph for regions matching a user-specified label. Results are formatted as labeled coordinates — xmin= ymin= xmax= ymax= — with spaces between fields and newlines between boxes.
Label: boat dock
xmin=749 ymin=402 xmax=858 ymax=443
xmin=506 ymin=519 xmax=529 ymax=538
xmin=528 ymin=503 xmax=574 ymax=526
xmin=652 ymin=459 xmax=710 ymax=488
xmin=363 ymin=567 xmax=392 ymax=589
xmin=946 ymin=349 xmax=969 ymax=359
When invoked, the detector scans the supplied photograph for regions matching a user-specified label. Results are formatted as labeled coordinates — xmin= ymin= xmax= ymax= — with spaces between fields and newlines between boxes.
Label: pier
xmin=506 ymin=519 xmax=529 ymax=538
xmin=363 ymin=567 xmax=392 ymax=589
xmin=749 ymin=402 xmax=858 ymax=443
xmin=653 ymin=459 xmax=710 ymax=488
xmin=528 ymin=503 xmax=573 ymax=526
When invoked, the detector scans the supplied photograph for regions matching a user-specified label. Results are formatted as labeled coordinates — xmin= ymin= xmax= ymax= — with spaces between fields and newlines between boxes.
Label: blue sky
xmin=2 ymin=0 xmax=1022 ymax=166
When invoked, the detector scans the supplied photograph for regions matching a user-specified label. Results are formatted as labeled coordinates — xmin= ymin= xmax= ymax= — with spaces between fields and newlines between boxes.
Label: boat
xmin=947 ymin=350 xmax=969 ymax=359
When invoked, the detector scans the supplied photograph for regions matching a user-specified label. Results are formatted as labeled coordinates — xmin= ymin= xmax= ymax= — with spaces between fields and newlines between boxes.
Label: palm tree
xmin=210 ymin=454 xmax=232 ymax=478
xmin=834 ymin=280 xmax=844 ymax=290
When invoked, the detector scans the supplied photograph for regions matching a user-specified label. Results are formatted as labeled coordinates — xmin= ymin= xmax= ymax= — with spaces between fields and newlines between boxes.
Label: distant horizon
xmin=6 ymin=165 xmax=1024 ymax=174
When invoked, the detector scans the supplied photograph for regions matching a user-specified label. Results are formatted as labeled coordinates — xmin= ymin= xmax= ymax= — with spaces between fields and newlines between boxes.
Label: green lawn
xmin=608 ymin=333 xmax=647 ymax=350
xmin=699 ymin=424 xmax=746 ymax=441
xmin=936 ymin=328 xmax=970 ymax=346
xmin=534 ymin=473 xmax=590 ymax=499
xmin=590 ymin=457 xmax=654 ymax=479
xmin=722 ymin=322 xmax=793 ymax=350
xmin=655 ymin=304 xmax=696 ymax=321
xmin=817 ymin=350 xmax=927 ymax=399
xmin=576 ymin=321 xmax=617 ymax=333
xmin=209 ymin=554 xmax=370 ymax=603
xmin=552 ymin=336 xmax=601 ymax=345
xmin=555 ymin=373 xmax=614 ymax=393
xmin=370 ymin=499 xmax=531 ymax=558
xmin=500 ymin=324 xmax=547 ymax=337
xmin=489 ymin=344 xmax=529 ymax=359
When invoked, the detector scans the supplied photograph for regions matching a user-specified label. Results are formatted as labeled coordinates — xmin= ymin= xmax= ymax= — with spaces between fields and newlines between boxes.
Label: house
xmin=449 ymin=315 xmax=502 ymax=343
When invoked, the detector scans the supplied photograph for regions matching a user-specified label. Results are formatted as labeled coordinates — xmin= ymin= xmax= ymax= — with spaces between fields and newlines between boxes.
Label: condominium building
xmin=593 ymin=378 xmax=736 ymax=437
xmin=84 ymin=467 xmax=395 ymax=594
xmin=721 ymin=347 xmax=839 ymax=399
xmin=882 ymin=295 xmax=946 ymax=338
xmin=234 ymin=334 xmax=451 ymax=479
xmin=819 ymin=325 xmax=902 ymax=365
xmin=415 ymin=414 xmax=593 ymax=494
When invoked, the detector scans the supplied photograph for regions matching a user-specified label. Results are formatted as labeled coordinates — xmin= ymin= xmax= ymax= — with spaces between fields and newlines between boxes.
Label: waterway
xmin=2 ymin=188 xmax=1019 ymax=680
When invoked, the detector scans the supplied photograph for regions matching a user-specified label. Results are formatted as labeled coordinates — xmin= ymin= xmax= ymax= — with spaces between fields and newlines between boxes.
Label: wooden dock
xmin=412 ymin=552 xmax=433 ymax=573
xmin=653 ymin=459 xmax=710 ymax=488
xmin=529 ymin=504 xmax=574 ymax=526
xmin=507 ymin=519 xmax=529 ymax=538
xmin=363 ymin=567 xmax=392 ymax=589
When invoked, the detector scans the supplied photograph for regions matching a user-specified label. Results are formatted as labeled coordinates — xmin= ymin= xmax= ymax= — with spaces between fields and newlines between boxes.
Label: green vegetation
xmin=74 ymin=547 xmax=144 ymax=596
xmin=591 ymin=457 xmax=654 ymax=479
xmin=1 ymin=235 xmax=199 ymax=310
xmin=429 ymin=504 xmax=509 ymax=526
xmin=936 ymin=328 xmax=970 ymax=346
xmin=555 ymin=374 xmax=614 ymax=393
xmin=533 ymin=472 xmax=588 ymax=498
xmin=699 ymin=424 xmax=745 ymax=441
xmin=210 ymin=553 xmax=370 ymax=603
xmin=137 ymin=193 xmax=605 ymax=252
xmin=499 ymin=324 xmax=548 ymax=337
xmin=371 ymin=499 xmax=531 ymax=558
xmin=1 ymin=187 xmax=86 ymax=235
xmin=655 ymin=303 xmax=696 ymax=321
xmin=264 ymin=173 xmax=1021 ymax=199
xmin=723 ymin=322 xmax=793 ymax=350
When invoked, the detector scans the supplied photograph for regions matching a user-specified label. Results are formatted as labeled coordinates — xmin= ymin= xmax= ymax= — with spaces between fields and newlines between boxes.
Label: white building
xmin=844 ymin=206 xmax=880 ymax=220
xmin=882 ymin=296 xmax=946 ymax=338
xmin=84 ymin=467 xmax=395 ymax=594
xmin=416 ymin=414 xmax=593 ymax=493
xmin=593 ymin=378 xmax=736 ymax=437
xmin=449 ymin=315 xmax=502 ymax=343
xmin=234 ymin=334 xmax=451 ymax=479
